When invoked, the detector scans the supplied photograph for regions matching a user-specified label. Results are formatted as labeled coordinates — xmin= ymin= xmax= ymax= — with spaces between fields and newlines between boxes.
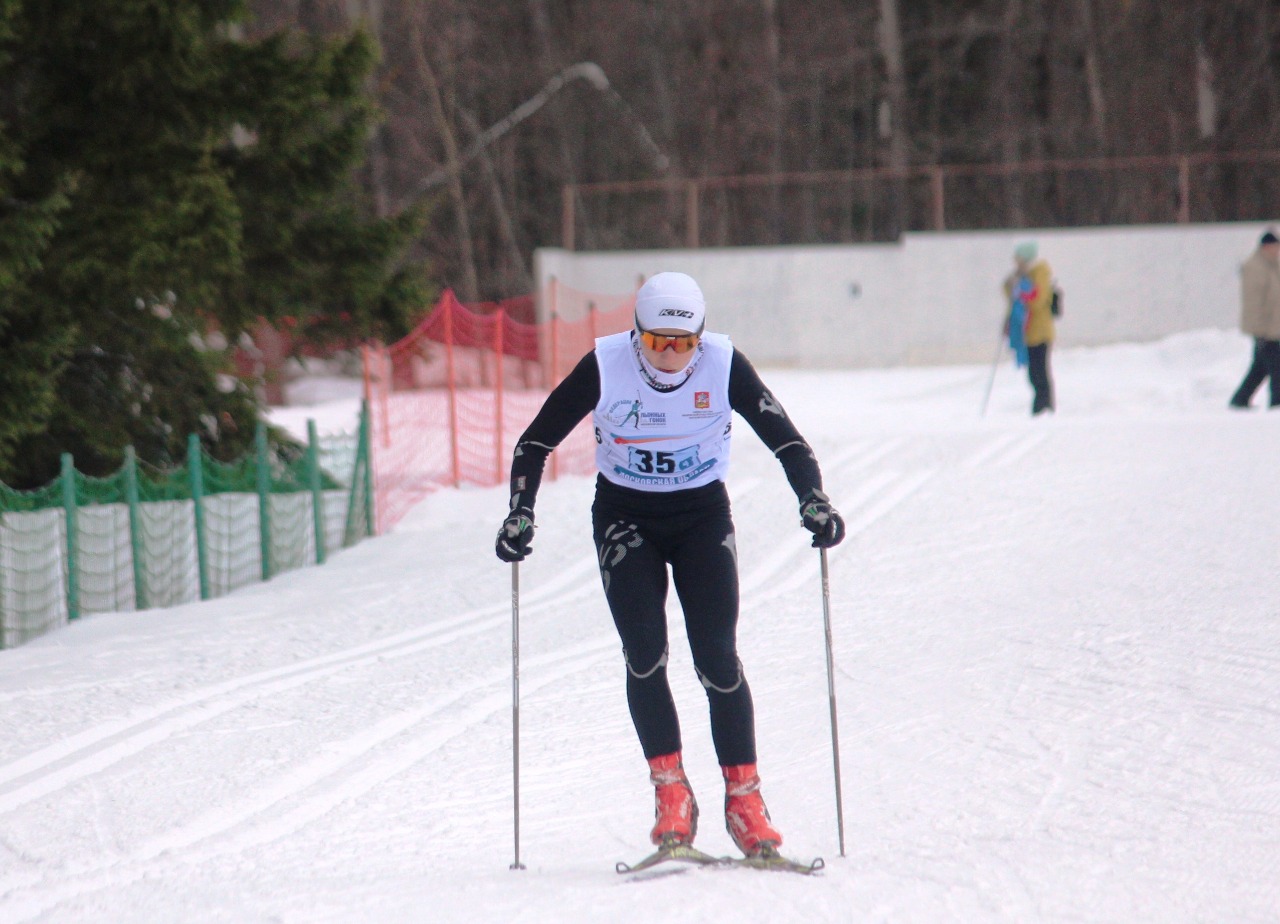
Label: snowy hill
xmin=1 ymin=330 xmax=1277 ymax=923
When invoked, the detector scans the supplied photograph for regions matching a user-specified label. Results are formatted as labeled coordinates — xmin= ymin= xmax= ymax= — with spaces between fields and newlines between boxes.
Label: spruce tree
xmin=0 ymin=0 xmax=73 ymax=478
xmin=0 ymin=0 xmax=427 ymax=487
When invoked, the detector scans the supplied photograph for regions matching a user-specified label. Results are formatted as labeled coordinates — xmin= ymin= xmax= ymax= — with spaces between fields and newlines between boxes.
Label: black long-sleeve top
xmin=507 ymin=345 xmax=823 ymax=512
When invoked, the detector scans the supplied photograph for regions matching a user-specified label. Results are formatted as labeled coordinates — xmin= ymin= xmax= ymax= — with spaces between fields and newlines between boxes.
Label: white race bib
xmin=593 ymin=332 xmax=734 ymax=491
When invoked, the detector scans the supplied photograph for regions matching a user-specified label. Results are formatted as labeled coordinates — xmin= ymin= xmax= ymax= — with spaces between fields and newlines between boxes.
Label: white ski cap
xmin=634 ymin=272 xmax=706 ymax=333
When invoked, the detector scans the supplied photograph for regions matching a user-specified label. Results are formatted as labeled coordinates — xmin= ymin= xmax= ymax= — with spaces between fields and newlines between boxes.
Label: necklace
xmin=631 ymin=333 xmax=702 ymax=392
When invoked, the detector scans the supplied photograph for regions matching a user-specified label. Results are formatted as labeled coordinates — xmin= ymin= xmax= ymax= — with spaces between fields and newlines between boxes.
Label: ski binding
xmin=734 ymin=843 xmax=825 ymax=875
xmin=617 ymin=837 xmax=824 ymax=875
xmin=616 ymin=835 xmax=729 ymax=874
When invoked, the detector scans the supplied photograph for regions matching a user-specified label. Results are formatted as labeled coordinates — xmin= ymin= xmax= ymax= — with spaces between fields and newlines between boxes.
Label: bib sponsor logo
xmin=605 ymin=398 xmax=643 ymax=428
xmin=694 ymin=391 xmax=710 ymax=409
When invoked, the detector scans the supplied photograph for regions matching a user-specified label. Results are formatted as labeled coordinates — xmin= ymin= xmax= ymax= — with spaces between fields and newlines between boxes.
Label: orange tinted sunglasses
xmin=637 ymin=328 xmax=701 ymax=353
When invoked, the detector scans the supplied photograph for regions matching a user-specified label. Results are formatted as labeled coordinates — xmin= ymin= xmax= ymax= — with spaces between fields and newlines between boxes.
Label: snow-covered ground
xmin=2 ymin=330 xmax=1278 ymax=923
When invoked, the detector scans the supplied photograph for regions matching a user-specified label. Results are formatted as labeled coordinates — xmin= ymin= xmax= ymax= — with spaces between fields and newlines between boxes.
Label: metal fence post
xmin=445 ymin=298 xmax=461 ymax=489
xmin=307 ymin=419 xmax=327 ymax=565
xmin=549 ymin=309 xmax=561 ymax=483
xmin=562 ymin=184 xmax=575 ymax=251
xmin=1177 ymin=156 xmax=1191 ymax=223
xmin=124 ymin=446 xmax=148 ymax=610
xmin=930 ymin=167 xmax=946 ymax=231
xmin=494 ymin=309 xmax=506 ymax=487
xmin=61 ymin=453 xmax=80 ymax=621
xmin=255 ymin=423 xmax=273 ymax=580
xmin=360 ymin=399 xmax=375 ymax=537
xmin=188 ymin=434 xmax=210 ymax=600
xmin=341 ymin=401 xmax=373 ymax=546
xmin=685 ymin=180 xmax=700 ymax=248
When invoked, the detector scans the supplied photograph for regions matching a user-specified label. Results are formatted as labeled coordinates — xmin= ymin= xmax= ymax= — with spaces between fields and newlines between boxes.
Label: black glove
xmin=495 ymin=506 xmax=535 ymax=562
xmin=799 ymin=489 xmax=845 ymax=549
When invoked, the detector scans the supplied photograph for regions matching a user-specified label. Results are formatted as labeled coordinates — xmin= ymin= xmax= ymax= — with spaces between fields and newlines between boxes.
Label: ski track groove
xmin=984 ymin=432 xmax=1049 ymax=469
xmin=0 ymin=642 xmax=620 ymax=921
xmin=0 ymin=431 xmax=1005 ymax=820
xmin=743 ymin=430 xmax=1039 ymax=609
xmin=0 ymin=429 xmax=1052 ymax=921
xmin=960 ymin=432 xmax=1021 ymax=470
xmin=0 ymin=453 xmax=820 ymax=913
xmin=0 ymin=452 xmax=818 ymax=820
xmin=0 ymin=562 xmax=607 ymax=817
xmin=961 ymin=432 xmax=1048 ymax=471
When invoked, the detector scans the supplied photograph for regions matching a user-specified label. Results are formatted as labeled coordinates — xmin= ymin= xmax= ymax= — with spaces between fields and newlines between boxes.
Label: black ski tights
xmin=592 ymin=480 xmax=757 ymax=767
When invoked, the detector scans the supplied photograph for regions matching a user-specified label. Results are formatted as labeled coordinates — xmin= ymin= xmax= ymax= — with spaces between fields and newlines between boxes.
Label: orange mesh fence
xmin=365 ymin=282 xmax=635 ymax=533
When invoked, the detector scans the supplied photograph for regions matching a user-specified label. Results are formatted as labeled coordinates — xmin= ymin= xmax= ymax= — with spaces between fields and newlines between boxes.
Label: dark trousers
xmin=592 ymin=478 xmax=757 ymax=767
xmin=1230 ymin=338 xmax=1280 ymax=407
xmin=1027 ymin=342 xmax=1054 ymax=415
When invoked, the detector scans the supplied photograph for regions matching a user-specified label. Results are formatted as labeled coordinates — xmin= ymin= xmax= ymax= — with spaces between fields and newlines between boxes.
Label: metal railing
xmin=563 ymin=149 xmax=1280 ymax=250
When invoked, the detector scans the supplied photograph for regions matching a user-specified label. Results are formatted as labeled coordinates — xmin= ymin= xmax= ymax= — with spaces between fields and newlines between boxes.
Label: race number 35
xmin=629 ymin=447 xmax=697 ymax=474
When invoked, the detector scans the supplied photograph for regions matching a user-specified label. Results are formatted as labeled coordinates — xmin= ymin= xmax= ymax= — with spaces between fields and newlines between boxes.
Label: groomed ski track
xmin=2 ymin=336 xmax=1278 ymax=922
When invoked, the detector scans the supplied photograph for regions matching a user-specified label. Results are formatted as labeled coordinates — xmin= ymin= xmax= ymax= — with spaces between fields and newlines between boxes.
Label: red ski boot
xmin=648 ymin=752 xmax=698 ymax=845
xmin=723 ymin=763 xmax=782 ymax=855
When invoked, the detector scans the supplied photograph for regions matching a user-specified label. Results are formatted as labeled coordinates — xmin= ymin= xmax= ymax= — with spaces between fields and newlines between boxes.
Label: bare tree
xmin=876 ymin=0 xmax=910 ymax=234
xmin=410 ymin=15 xmax=481 ymax=303
xmin=246 ymin=0 xmax=1280 ymax=292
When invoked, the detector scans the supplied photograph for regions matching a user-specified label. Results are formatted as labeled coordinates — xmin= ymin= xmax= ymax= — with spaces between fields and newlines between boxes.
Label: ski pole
xmin=510 ymin=561 xmax=526 ymax=870
xmin=819 ymin=548 xmax=846 ymax=858
xmin=979 ymin=323 xmax=1006 ymax=418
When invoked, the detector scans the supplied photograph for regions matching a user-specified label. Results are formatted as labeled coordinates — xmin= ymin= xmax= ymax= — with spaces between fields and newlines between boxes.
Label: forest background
xmin=259 ymin=0 xmax=1280 ymax=295
xmin=2 ymin=0 xmax=1279 ymax=488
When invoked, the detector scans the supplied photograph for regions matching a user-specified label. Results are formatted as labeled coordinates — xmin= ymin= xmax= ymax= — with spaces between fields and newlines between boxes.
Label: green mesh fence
xmin=0 ymin=401 xmax=375 ymax=649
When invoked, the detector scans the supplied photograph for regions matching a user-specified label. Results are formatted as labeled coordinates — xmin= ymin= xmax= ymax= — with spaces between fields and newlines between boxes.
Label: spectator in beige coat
xmin=1229 ymin=229 xmax=1280 ymax=409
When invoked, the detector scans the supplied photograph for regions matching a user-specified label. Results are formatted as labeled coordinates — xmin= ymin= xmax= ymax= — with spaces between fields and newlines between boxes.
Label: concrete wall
xmin=533 ymin=222 xmax=1275 ymax=368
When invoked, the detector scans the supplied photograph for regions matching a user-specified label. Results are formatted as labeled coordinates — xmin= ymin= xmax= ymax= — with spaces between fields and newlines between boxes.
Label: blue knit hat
xmin=1014 ymin=242 xmax=1038 ymax=263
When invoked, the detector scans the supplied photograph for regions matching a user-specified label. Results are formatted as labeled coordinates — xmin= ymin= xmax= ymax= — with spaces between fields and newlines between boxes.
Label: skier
xmin=620 ymin=397 xmax=642 ymax=427
xmin=1002 ymin=241 xmax=1057 ymax=415
xmin=494 ymin=271 xmax=846 ymax=860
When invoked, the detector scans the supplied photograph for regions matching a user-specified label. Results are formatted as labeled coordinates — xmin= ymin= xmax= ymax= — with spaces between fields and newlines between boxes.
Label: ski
xmin=616 ymin=838 xmax=730 ymax=874
xmin=731 ymin=844 xmax=825 ymax=875
xmin=617 ymin=838 xmax=824 ymax=876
